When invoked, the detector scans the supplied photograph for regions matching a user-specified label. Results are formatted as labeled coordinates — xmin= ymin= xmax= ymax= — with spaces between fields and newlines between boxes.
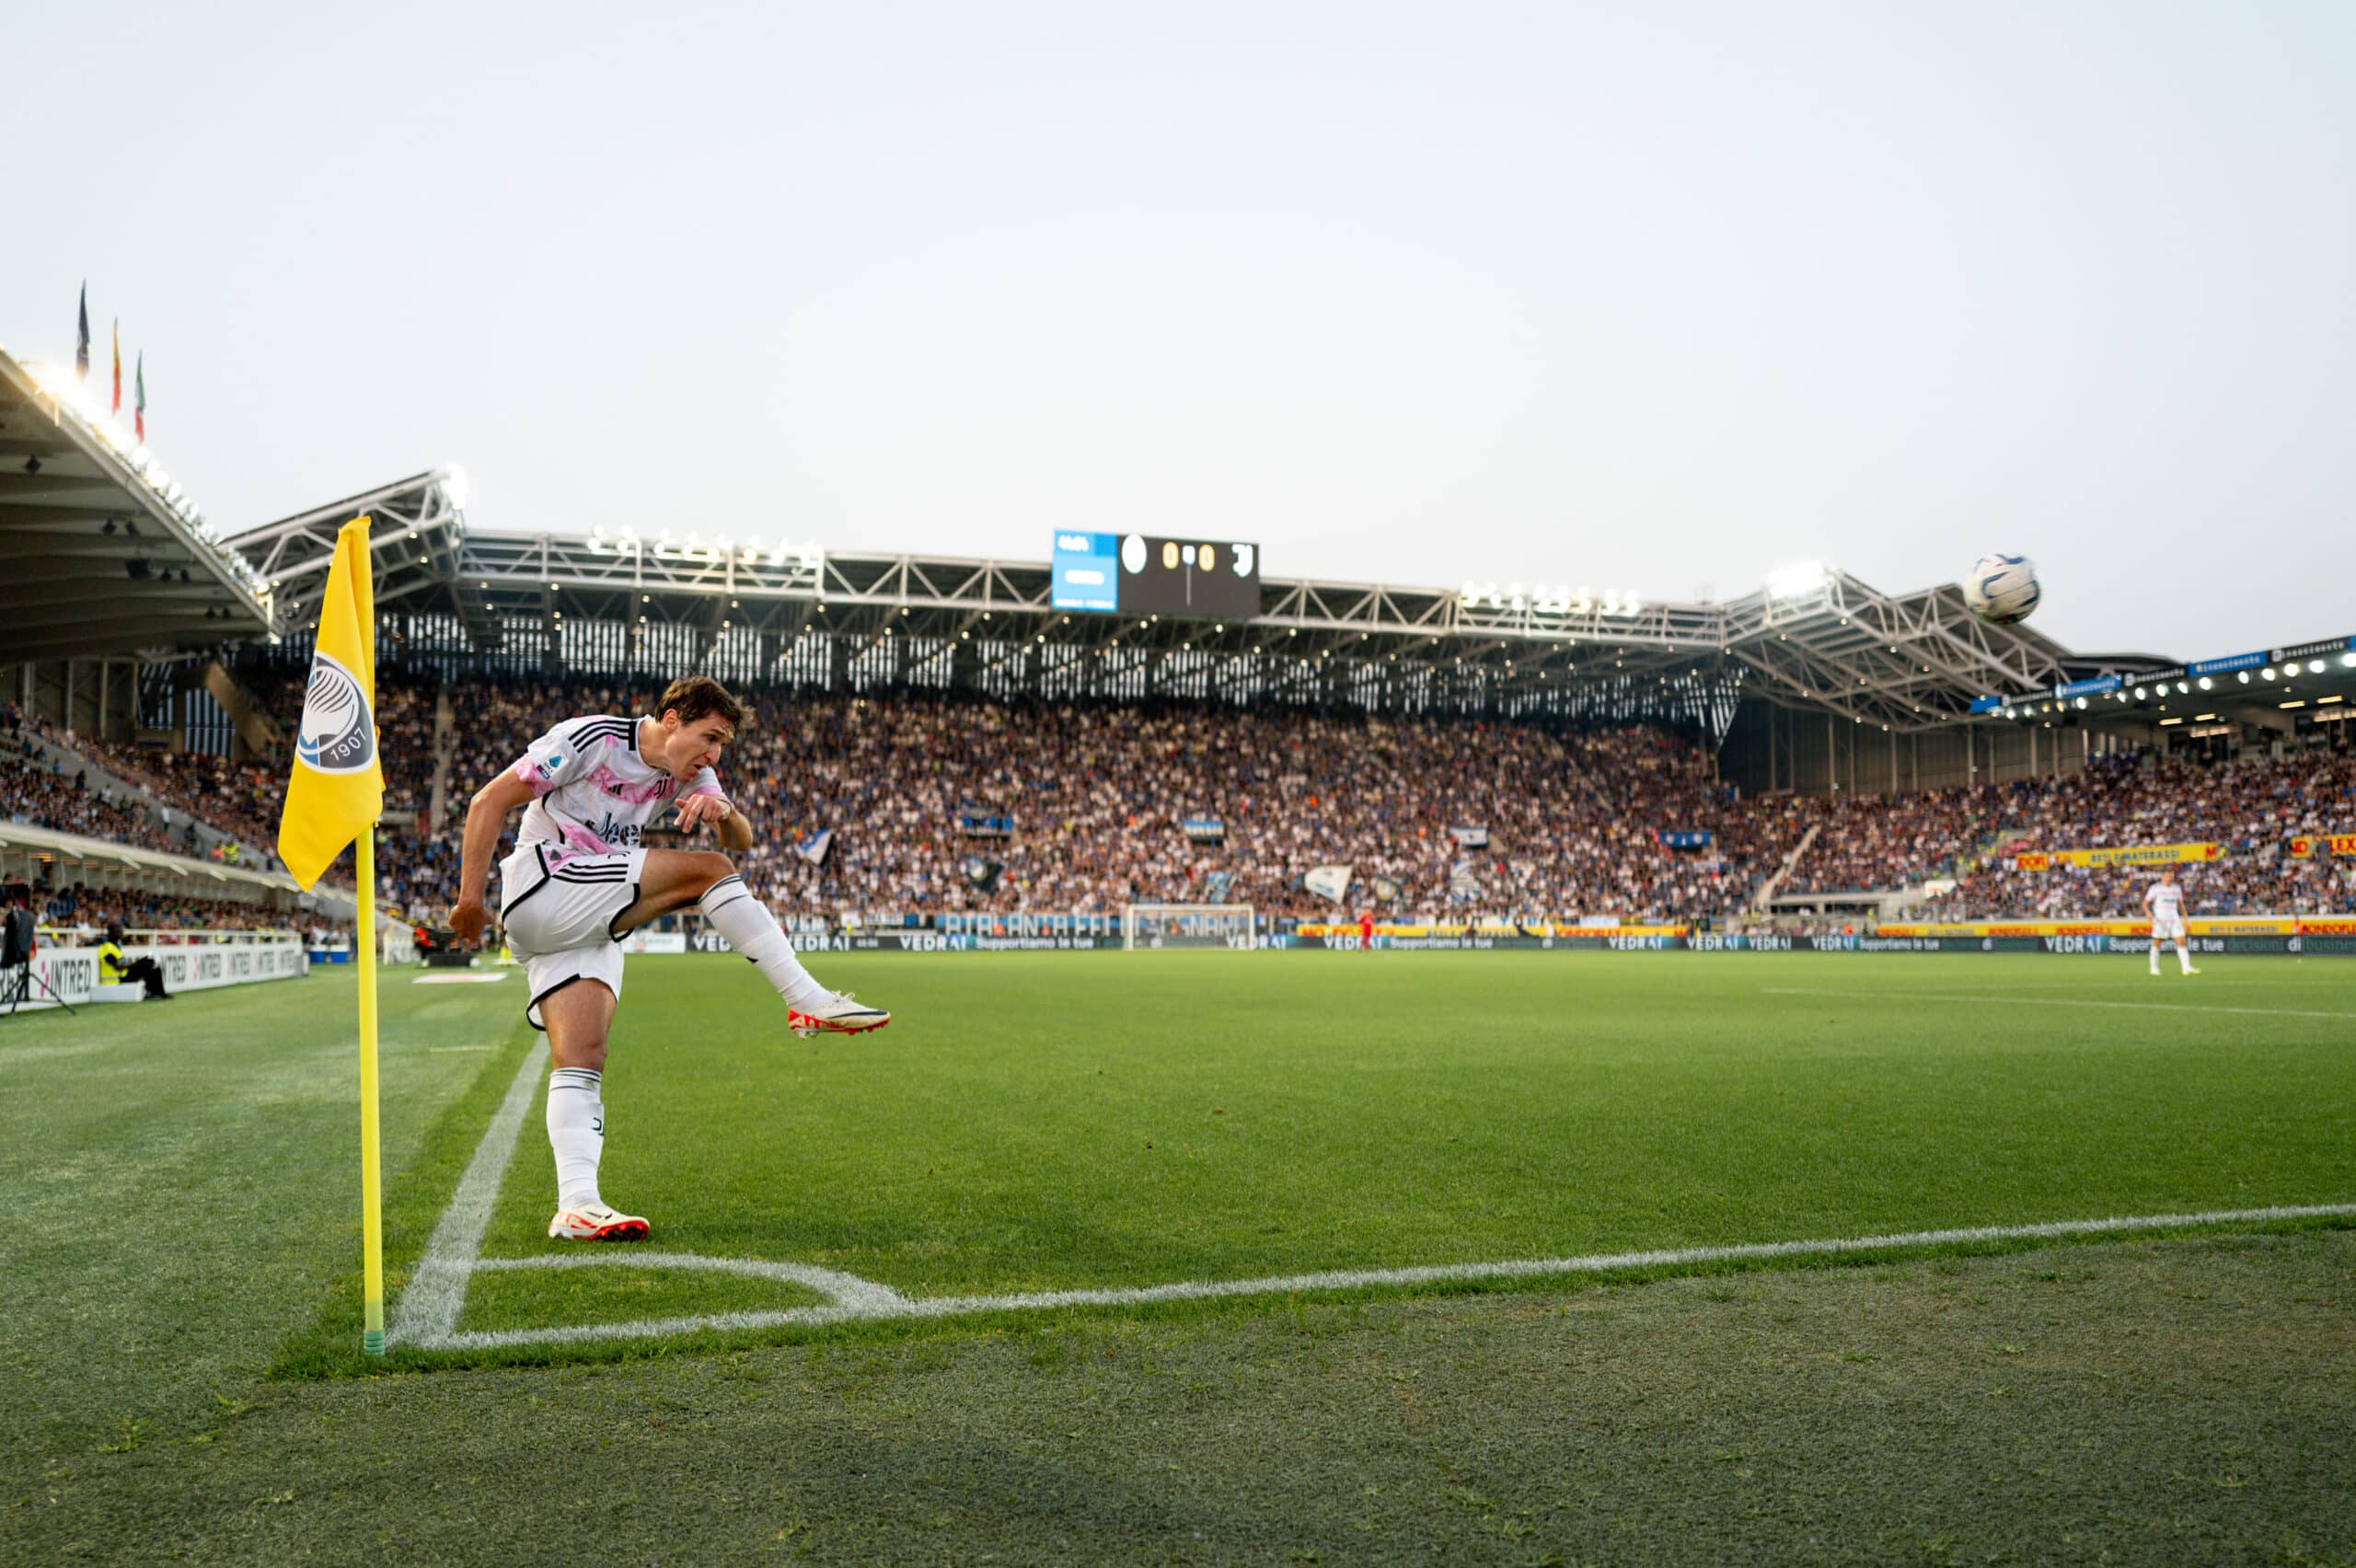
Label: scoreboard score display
xmin=1050 ymin=533 xmax=1261 ymax=619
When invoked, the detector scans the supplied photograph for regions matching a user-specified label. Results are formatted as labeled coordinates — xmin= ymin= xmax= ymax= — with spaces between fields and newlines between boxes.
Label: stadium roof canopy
xmin=0 ymin=348 xmax=273 ymax=663
xmin=224 ymin=482 xmax=2190 ymax=734
xmin=0 ymin=817 xmax=356 ymax=917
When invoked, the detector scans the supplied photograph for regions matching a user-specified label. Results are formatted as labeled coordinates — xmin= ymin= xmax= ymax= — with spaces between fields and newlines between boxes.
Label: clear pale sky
xmin=5 ymin=1 xmax=2350 ymax=659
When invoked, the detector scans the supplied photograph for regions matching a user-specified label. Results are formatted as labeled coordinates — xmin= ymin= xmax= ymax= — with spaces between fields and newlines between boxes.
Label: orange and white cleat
xmin=789 ymin=989 xmax=892 ymax=1039
xmin=548 ymin=1203 xmax=650 ymax=1241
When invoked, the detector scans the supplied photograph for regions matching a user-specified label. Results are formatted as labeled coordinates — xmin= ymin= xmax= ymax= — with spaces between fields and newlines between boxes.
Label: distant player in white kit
xmin=448 ymin=675 xmax=888 ymax=1241
xmin=2143 ymin=865 xmax=2200 ymax=977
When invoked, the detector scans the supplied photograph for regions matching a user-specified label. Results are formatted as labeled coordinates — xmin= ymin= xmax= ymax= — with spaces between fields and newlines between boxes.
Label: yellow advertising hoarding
xmin=1877 ymin=917 xmax=2303 ymax=938
xmin=2015 ymin=842 xmax=2223 ymax=870
xmin=2289 ymin=835 xmax=2356 ymax=859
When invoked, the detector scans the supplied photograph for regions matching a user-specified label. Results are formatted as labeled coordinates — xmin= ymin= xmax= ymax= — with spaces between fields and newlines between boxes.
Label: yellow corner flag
xmin=275 ymin=514 xmax=389 ymax=1355
xmin=278 ymin=515 xmax=384 ymax=885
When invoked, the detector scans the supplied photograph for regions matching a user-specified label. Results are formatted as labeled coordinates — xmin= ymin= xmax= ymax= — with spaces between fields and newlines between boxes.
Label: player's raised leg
xmin=613 ymin=849 xmax=890 ymax=1037
xmin=540 ymin=978 xmax=648 ymax=1241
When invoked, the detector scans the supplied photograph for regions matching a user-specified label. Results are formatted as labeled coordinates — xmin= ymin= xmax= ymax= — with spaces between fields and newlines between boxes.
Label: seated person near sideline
xmin=97 ymin=920 xmax=171 ymax=999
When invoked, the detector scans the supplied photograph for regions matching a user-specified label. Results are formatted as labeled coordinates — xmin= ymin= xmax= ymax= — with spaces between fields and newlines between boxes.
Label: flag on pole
xmin=275 ymin=515 xmax=389 ymax=1355
xmin=111 ymin=321 xmax=121 ymax=415
xmin=75 ymin=283 xmax=90 ymax=382
xmin=133 ymin=354 xmax=145 ymax=443
xmin=279 ymin=516 xmax=383 ymax=884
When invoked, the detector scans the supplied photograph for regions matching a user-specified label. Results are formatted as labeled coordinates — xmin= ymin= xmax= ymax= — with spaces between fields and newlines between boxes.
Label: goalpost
xmin=1122 ymin=903 xmax=1258 ymax=951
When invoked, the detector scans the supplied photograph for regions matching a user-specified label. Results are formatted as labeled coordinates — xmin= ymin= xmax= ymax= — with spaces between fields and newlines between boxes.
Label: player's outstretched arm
xmin=449 ymin=769 xmax=536 ymax=945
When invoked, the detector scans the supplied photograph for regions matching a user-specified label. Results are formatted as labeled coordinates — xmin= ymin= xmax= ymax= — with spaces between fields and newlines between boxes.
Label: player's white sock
xmin=2149 ymin=945 xmax=2160 ymax=974
xmin=699 ymin=874 xmax=831 ymax=1009
xmin=2177 ymin=943 xmax=2193 ymax=974
xmin=547 ymin=1066 xmax=605 ymax=1210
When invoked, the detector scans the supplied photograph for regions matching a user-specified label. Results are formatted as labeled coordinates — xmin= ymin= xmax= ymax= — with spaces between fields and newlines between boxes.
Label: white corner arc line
xmin=471 ymin=1250 xmax=907 ymax=1313
xmin=1762 ymin=987 xmax=2356 ymax=1021
xmin=389 ymin=1043 xmax=548 ymax=1347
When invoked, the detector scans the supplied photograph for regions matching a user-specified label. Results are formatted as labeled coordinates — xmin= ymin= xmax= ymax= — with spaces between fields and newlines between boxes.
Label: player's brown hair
xmin=656 ymin=674 xmax=746 ymax=734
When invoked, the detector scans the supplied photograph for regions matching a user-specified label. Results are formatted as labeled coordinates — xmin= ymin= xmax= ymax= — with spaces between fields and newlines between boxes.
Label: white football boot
xmin=548 ymin=1203 xmax=650 ymax=1241
xmin=788 ymin=990 xmax=892 ymax=1039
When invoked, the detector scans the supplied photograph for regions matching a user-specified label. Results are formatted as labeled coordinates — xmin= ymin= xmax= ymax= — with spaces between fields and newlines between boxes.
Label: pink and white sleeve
xmin=509 ymin=725 xmax=593 ymax=799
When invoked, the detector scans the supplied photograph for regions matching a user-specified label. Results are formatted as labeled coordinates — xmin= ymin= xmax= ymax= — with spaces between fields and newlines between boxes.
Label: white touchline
xmin=388 ymin=1050 xmax=2356 ymax=1350
xmin=389 ymin=1043 xmax=549 ymax=1347
xmin=1763 ymin=986 xmax=2356 ymax=1021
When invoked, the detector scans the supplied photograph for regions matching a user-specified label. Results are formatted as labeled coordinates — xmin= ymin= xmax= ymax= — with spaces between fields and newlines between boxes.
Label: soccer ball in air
xmin=1960 ymin=554 xmax=2041 ymax=625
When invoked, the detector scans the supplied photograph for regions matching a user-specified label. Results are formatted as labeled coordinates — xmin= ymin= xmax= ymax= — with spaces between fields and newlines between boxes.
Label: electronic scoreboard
xmin=1050 ymin=533 xmax=1261 ymax=619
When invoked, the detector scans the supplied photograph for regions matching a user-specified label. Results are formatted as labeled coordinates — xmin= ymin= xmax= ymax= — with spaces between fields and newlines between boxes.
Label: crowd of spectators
xmin=375 ymin=678 xmax=1791 ymax=922
xmin=30 ymin=882 xmax=307 ymax=939
xmin=0 ymin=719 xmax=200 ymax=858
xmin=10 ymin=672 xmax=2356 ymax=928
xmin=1784 ymin=748 xmax=2356 ymax=917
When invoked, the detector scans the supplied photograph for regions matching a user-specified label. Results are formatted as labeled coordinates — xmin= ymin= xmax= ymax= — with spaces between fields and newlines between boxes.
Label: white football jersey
xmin=508 ymin=714 xmax=722 ymax=865
xmin=2145 ymin=881 xmax=2186 ymax=922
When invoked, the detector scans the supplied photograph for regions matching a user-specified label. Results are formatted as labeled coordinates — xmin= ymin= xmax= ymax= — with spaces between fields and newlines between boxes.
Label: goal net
xmin=1123 ymin=904 xmax=1258 ymax=951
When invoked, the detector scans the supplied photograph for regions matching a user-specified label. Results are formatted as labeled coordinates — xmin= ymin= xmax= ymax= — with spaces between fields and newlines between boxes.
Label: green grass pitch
xmin=6 ymin=951 xmax=2354 ymax=1562
xmin=465 ymin=951 xmax=2355 ymax=1320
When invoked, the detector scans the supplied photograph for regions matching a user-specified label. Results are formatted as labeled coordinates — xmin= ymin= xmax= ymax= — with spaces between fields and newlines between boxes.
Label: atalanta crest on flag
xmin=297 ymin=650 xmax=376 ymax=774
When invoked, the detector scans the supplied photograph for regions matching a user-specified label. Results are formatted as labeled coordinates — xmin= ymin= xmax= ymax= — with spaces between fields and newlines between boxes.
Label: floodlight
xmin=2133 ymin=686 xmax=2148 ymax=700
xmin=2197 ymin=676 xmax=2212 ymax=690
xmin=2263 ymin=668 xmax=2277 ymax=681
xmin=2310 ymin=660 xmax=2327 ymax=674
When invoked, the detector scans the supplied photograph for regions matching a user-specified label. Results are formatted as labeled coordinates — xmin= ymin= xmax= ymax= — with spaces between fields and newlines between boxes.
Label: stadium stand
xmin=3 ymin=387 xmax=2350 ymax=933
xmin=189 ymin=668 xmax=2356 ymax=925
xmin=1784 ymin=748 xmax=2356 ymax=915
xmin=0 ymin=709 xmax=203 ymax=858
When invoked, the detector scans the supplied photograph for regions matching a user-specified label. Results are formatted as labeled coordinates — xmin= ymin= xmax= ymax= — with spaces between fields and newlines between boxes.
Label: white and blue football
xmin=1960 ymin=553 xmax=2041 ymax=625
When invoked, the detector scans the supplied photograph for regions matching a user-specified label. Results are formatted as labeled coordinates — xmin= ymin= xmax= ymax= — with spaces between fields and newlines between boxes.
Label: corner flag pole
xmin=356 ymin=822 xmax=385 ymax=1355
xmin=273 ymin=512 xmax=387 ymax=1359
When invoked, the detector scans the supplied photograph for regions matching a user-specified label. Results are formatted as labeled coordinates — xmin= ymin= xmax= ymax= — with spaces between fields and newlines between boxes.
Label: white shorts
xmin=2151 ymin=917 xmax=2187 ymax=942
xmin=499 ymin=844 xmax=648 ymax=1030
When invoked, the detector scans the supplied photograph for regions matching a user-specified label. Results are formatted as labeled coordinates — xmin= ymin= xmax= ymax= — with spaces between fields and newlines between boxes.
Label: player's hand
xmin=675 ymin=793 xmax=733 ymax=835
xmin=449 ymin=898 xmax=488 ymax=947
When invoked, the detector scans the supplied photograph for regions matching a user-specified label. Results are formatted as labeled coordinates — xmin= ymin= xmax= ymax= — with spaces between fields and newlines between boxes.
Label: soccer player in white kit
xmin=448 ymin=675 xmax=888 ymax=1241
xmin=2143 ymin=865 xmax=2200 ymax=976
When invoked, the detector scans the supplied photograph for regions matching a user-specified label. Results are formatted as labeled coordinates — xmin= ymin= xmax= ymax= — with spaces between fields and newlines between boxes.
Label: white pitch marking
xmin=1763 ymin=987 xmax=2356 ymax=1021
xmin=404 ymin=1202 xmax=2356 ymax=1353
xmin=428 ymin=1044 xmax=498 ymax=1053
xmin=472 ymin=1249 xmax=907 ymax=1312
xmin=413 ymin=971 xmax=511 ymax=985
xmin=388 ymin=1042 xmax=548 ymax=1347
